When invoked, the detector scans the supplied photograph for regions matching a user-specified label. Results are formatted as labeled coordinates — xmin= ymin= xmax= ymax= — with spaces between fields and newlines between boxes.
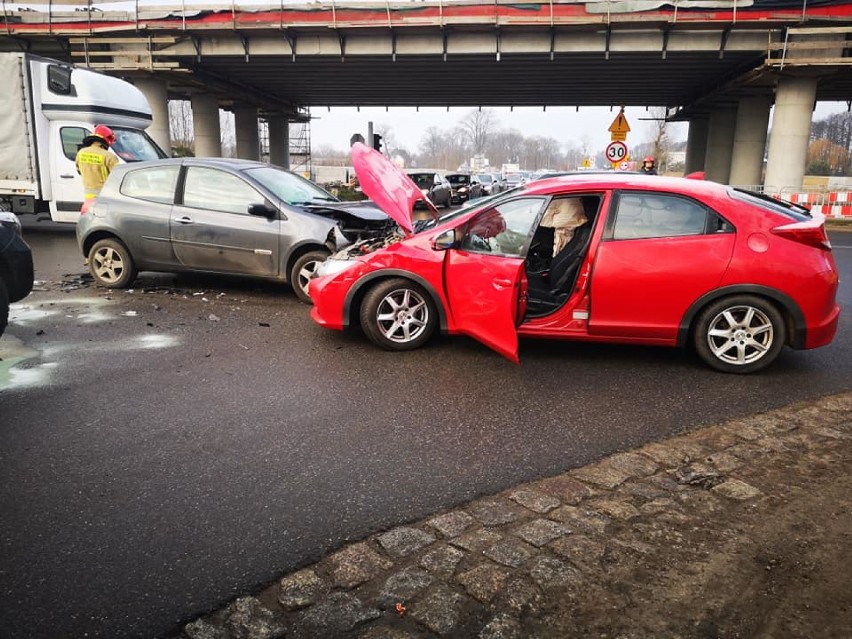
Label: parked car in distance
xmin=478 ymin=173 xmax=505 ymax=196
xmin=504 ymin=172 xmax=526 ymax=189
xmin=0 ymin=211 xmax=34 ymax=337
xmin=405 ymin=170 xmax=452 ymax=208
xmin=310 ymin=146 xmax=839 ymax=374
xmin=76 ymin=158 xmax=392 ymax=302
xmin=446 ymin=173 xmax=483 ymax=204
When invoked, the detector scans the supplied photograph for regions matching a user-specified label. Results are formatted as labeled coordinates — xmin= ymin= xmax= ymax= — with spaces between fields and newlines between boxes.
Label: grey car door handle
xmin=175 ymin=216 xmax=194 ymax=224
xmin=60 ymin=174 xmax=75 ymax=179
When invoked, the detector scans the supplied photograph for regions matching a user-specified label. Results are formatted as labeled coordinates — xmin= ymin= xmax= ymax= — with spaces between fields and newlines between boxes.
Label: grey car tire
xmin=290 ymin=249 xmax=329 ymax=304
xmin=0 ymin=279 xmax=8 ymax=337
xmin=88 ymin=238 xmax=137 ymax=289
xmin=693 ymin=295 xmax=786 ymax=374
xmin=360 ymin=278 xmax=438 ymax=351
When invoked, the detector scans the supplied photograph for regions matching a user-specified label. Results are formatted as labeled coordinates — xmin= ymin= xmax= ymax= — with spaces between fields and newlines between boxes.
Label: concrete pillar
xmin=268 ymin=117 xmax=290 ymax=168
xmin=234 ymin=106 xmax=260 ymax=161
xmin=764 ymin=76 xmax=818 ymax=192
xmin=684 ymin=116 xmax=709 ymax=174
xmin=729 ymin=95 xmax=772 ymax=187
xmin=133 ymin=77 xmax=171 ymax=156
xmin=190 ymin=93 xmax=221 ymax=158
xmin=703 ymin=106 xmax=738 ymax=184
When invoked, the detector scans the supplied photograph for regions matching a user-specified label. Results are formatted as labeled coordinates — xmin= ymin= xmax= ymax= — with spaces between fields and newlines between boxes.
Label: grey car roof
xmin=111 ymin=157 xmax=278 ymax=174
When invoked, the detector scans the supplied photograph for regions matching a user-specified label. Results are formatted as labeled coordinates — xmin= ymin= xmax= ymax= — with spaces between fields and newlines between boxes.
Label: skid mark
xmin=0 ymin=334 xmax=43 ymax=390
xmin=2 ymin=303 xmax=181 ymax=390
xmin=10 ymin=297 xmax=115 ymax=327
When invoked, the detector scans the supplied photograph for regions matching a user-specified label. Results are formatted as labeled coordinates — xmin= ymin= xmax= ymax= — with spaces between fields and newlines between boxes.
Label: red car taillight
xmin=80 ymin=198 xmax=95 ymax=216
xmin=771 ymin=218 xmax=831 ymax=251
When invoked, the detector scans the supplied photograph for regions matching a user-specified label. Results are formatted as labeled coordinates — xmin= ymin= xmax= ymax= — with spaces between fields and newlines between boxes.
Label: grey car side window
xmin=120 ymin=165 xmax=180 ymax=205
xmin=183 ymin=167 xmax=263 ymax=215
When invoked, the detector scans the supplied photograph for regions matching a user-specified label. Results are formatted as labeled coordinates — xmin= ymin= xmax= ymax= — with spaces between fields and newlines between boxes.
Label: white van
xmin=0 ymin=53 xmax=165 ymax=223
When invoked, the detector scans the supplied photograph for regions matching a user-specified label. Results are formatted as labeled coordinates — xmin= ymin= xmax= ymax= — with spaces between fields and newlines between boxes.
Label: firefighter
xmin=75 ymin=125 xmax=119 ymax=201
xmin=640 ymin=156 xmax=658 ymax=176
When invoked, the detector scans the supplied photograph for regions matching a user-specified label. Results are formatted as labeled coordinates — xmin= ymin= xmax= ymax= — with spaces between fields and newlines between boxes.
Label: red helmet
xmin=92 ymin=124 xmax=116 ymax=146
xmin=643 ymin=156 xmax=655 ymax=163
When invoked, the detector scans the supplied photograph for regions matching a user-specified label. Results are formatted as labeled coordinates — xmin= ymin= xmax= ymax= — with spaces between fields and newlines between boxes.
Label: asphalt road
xmin=1 ymin=219 xmax=850 ymax=639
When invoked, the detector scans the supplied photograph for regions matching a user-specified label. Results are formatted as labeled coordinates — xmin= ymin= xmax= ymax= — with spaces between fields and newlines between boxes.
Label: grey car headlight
xmin=315 ymin=258 xmax=359 ymax=278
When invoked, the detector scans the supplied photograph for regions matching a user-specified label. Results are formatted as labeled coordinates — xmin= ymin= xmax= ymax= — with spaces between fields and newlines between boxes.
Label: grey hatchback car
xmin=76 ymin=158 xmax=390 ymax=302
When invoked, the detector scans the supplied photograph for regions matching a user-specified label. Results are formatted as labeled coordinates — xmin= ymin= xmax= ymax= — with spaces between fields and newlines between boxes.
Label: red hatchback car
xmin=309 ymin=144 xmax=839 ymax=373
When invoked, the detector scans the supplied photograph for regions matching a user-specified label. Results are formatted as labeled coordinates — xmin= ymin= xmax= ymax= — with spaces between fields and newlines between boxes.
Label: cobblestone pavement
xmin=173 ymin=393 xmax=852 ymax=639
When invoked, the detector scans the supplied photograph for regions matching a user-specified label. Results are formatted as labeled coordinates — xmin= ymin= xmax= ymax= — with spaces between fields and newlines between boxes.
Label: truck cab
xmin=0 ymin=54 xmax=166 ymax=223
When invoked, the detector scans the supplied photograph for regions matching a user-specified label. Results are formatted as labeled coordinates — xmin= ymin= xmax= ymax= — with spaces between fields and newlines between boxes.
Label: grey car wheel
xmin=290 ymin=249 xmax=329 ymax=304
xmin=694 ymin=295 xmax=785 ymax=374
xmin=88 ymin=238 xmax=137 ymax=289
xmin=360 ymin=278 xmax=437 ymax=351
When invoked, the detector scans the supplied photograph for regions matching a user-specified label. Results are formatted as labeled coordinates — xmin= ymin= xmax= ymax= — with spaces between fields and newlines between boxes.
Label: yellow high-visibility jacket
xmin=75 ymin=143 xmax=119 ymax=199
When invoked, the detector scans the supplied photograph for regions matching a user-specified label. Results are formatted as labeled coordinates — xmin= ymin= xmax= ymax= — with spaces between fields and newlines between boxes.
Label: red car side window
xmin=612 ymin=192 xmax=710 ymax=240
xmin=459 ymin=198 xmax=545 ymax=257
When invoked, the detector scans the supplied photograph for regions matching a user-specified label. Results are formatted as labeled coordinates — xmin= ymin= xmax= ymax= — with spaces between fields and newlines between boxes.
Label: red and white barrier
xmin=769 ymin=191 xmax=852 ymax=218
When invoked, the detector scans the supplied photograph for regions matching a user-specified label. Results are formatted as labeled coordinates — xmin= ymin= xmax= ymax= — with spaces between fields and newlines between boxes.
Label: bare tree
xmin=646 ymin=107 xmax=670 ymax=171
xmin=169 ymin=100 xmax=194 ymax=155
xmin=810 ymin=111 xmax=852 ymax=174
xmin=459 ymin=108 xmax=496 ymax=155
xmin=313 ymin=144 xmax=349 ymax=166
xmin=220 ymin=111 xmax=235 ymax=158
xmin=563 ymin=142 xmax=584 ymax=169
xmin=486 ymin=129 xmax=524 ymax=167
xmin=418 ymin=126 xmax=445 ymax=167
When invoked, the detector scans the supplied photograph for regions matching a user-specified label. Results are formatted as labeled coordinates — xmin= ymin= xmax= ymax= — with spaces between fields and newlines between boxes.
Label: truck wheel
xmin=0 ymin=279 xmax=9 ymax=337
xmin=88 ymin=238 xmax=137 ymax=288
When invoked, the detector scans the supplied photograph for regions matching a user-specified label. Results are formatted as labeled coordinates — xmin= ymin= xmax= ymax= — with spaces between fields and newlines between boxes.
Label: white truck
xmin=0 ymin=53 xmax=166 ymax=223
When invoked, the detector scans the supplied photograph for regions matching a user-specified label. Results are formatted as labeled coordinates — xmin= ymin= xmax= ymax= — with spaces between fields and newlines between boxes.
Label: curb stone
xmin=172 ymin=392 xmax=852 ymax=638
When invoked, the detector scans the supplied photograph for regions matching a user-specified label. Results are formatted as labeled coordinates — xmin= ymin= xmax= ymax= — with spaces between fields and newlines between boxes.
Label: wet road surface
xmin=1 ymin=219 xmax=850 ymax=638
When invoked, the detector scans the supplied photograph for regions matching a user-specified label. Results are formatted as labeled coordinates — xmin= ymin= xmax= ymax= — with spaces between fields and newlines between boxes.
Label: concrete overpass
xmin=2 ymin=0 xmax=851 ymax=191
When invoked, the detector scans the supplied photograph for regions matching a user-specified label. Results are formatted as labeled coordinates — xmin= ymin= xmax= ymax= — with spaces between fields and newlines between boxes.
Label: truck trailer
xmin=0 ymin=53 xmax=166 ymax=223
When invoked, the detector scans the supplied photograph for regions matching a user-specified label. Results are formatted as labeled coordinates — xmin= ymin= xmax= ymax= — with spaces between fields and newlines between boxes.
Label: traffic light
xmin=372 ymin=133 xmax=383 ymax=152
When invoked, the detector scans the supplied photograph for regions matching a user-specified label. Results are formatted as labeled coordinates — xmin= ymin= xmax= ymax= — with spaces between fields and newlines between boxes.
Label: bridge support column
xmin=133 ymin=77 xmax=171 ymax=156
xmin=268 ymin=117 xmax=290 ymax=169
xmin=684 ymin=116 xmax=709 ymax=174
xmin=703 ymin=106 xmax=737 ymax=184
xmin=190 ymin=93 xmax=221 ymax=158
xmin=234 ymin=106 xmax=260 ymax=161
xmin=729 ymin=95 xmax=772 ymax=188
xmin=764 ymin=76 xmax=817 ymax=193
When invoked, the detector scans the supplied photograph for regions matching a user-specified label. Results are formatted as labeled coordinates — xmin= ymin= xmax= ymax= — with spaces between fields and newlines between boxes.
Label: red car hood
xmin=351 ymin=142 xmax=422 ymax=234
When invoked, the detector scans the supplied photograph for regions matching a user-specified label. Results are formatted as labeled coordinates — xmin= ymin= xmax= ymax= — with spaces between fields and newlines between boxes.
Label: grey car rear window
xmin=120 ymin=165 xmax=180 ymax=205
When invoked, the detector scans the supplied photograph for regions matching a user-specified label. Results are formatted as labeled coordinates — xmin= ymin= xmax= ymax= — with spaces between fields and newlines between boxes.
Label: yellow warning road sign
xmin=608 ymin=109 xmax=631 ymax=136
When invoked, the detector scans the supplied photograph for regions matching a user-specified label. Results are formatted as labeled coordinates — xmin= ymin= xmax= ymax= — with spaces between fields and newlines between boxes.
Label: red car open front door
xmin=444 ymin=252 xmax=526 ymax=363
xmin=441 ymin=197 xmax=545 ymax=363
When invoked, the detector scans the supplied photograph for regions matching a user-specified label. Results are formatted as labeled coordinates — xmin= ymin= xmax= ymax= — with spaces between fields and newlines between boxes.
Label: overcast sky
xmin=306 ymin=101 xmax=851 ymax=157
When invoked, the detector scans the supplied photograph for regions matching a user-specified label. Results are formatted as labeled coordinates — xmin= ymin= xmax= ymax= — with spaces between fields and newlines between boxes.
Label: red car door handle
xmin=493 ymin=278 xmax=513 ymax=288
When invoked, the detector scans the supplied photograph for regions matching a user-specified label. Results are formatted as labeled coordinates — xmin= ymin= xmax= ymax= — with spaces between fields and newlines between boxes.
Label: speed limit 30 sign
xmin=605 ymin=141 xmax=629 ymax=163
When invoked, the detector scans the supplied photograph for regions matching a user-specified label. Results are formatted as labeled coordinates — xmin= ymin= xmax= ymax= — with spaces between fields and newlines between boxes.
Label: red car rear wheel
xmin=693 ymin=295 xmax=786 ymax=374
